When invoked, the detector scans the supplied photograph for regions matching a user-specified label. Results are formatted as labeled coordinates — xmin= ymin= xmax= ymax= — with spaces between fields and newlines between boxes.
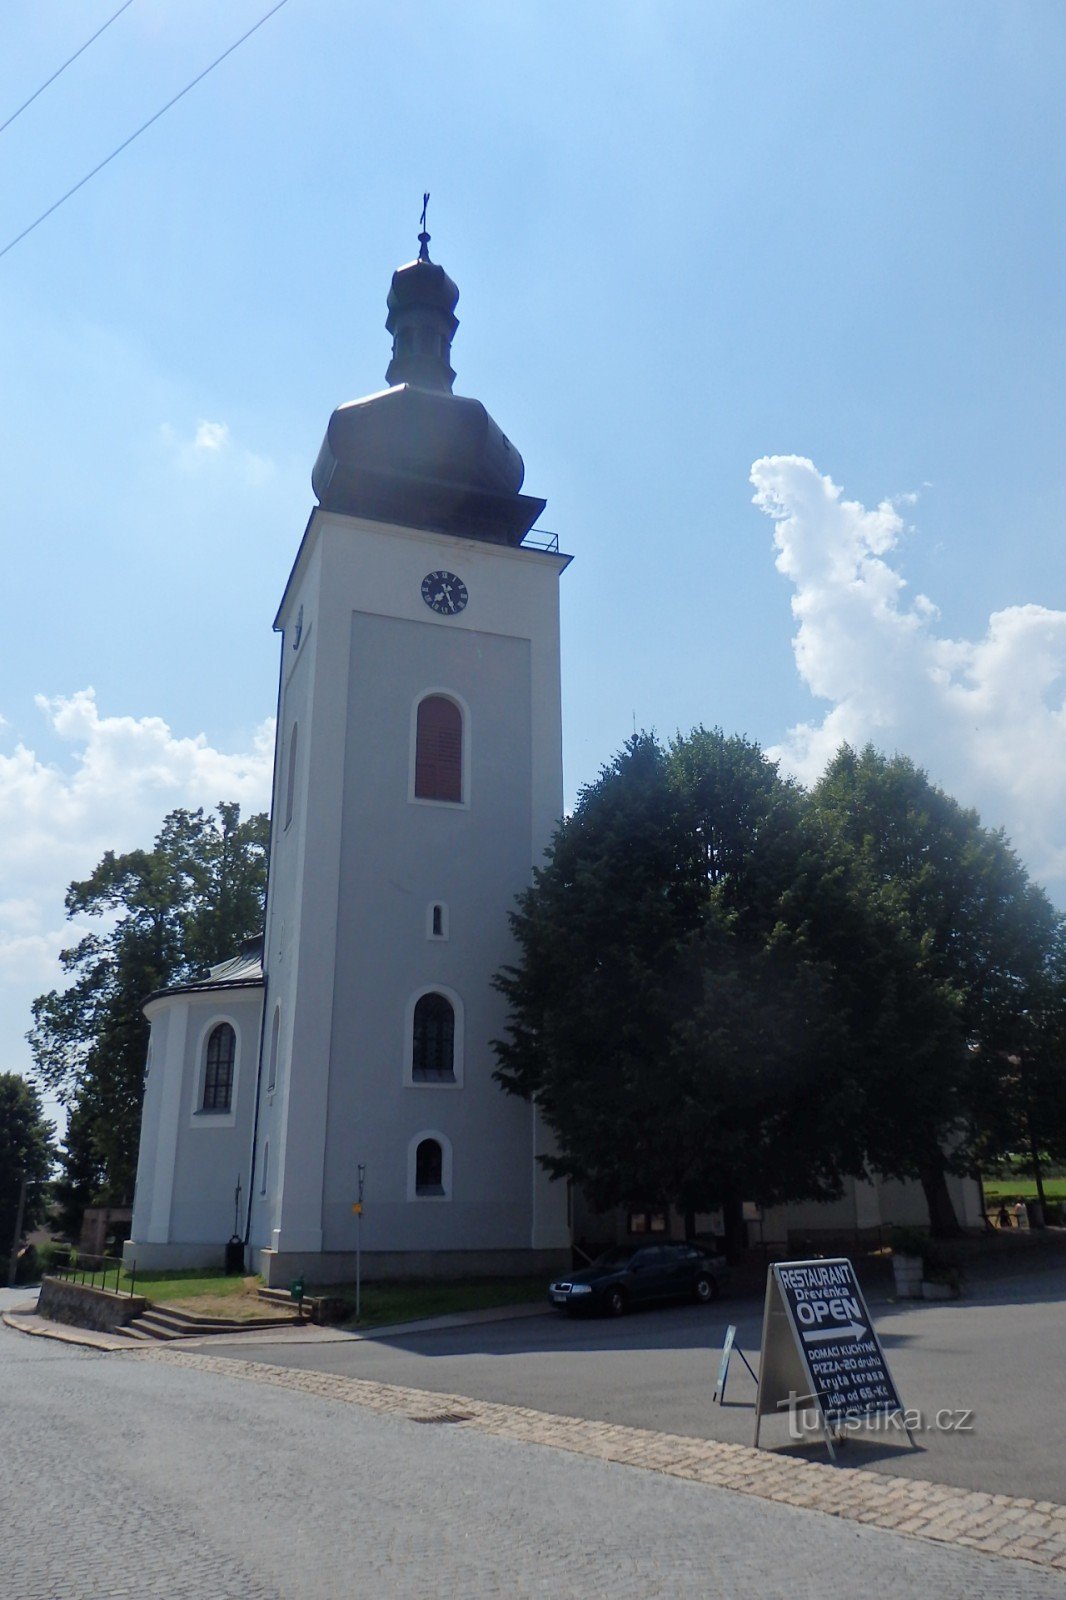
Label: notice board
xmin=754 ymin=1258 xmax=907 ymax=1459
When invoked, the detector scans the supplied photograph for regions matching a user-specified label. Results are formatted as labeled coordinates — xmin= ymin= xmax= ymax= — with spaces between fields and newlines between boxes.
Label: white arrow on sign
xmin=801 ymin=1320 xmax=866 ymax=1344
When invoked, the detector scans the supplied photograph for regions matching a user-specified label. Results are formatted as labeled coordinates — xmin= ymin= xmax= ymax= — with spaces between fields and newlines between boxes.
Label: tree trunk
xmin=1025 ymin=1107 xmax=1047 ymax=1224
xmin=721 ymin=1194 xmax=745 ymax=1261
xmin=918 ymin=1153 xmax=962 ymax=1237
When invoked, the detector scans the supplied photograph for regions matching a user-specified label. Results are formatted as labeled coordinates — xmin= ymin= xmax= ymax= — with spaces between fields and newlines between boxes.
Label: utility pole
xmin=7 ymin=1172 xmax=27 ymax=1287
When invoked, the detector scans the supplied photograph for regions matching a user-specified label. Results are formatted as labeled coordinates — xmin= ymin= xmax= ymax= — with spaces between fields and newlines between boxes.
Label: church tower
xmin=249 ymin=227 xmax=572 ymax=1282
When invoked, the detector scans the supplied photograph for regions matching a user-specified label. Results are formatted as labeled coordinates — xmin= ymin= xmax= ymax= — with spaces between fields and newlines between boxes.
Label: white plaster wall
xmin=253 ymin=510 xmax=570 ymax=1261
xmin=128 ymin=986 xmax=263 ymax=1255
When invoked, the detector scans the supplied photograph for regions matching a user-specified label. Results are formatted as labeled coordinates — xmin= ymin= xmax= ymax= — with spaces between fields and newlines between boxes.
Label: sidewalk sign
xmin=753 ymin=1258 xmax=912 ymax=1462
xmin=713 ymin=1323 xmax=758 ymax=1404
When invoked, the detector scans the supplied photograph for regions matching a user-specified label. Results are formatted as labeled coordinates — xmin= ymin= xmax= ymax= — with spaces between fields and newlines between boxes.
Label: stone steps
xmin=119 ymin=1302 xmax=303 ymax=1341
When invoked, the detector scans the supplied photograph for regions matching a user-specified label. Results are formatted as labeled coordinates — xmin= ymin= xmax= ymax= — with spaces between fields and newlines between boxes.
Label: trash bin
xmin=225 ymin=1236 xmax=245 ymax=1274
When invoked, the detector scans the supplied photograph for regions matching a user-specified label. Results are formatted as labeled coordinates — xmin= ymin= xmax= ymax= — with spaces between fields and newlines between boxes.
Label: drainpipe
xmin=243 ymin=626 xmax=286 ymax=1264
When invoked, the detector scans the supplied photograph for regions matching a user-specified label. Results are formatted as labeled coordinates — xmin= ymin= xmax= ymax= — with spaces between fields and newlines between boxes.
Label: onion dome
xmin=312 ymin=215 xmax=545 ymax=545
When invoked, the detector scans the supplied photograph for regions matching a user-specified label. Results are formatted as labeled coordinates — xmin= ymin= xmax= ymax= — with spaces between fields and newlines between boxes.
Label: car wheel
xmin=604 ymin=1286 xmax=627 ymax=1317
xmin=693 ymin=1274 xmax=718 ymax=1304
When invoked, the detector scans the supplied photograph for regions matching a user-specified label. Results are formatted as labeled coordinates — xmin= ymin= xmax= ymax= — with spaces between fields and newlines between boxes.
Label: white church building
xmin=126 ymin=231 xmax=983 ymax=1286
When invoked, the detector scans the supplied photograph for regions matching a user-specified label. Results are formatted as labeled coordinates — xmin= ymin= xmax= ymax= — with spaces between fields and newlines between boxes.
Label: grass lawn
xmin=328 ymin=1274 xmax=547 ymax=1331
xmin=983 ymin=1177 xmax=1066 ymax=1203
xmin=115 ymin=1269 xmax=293 ymax=1320
xmin=103 ymin=1267 xmax=546 ymax=1329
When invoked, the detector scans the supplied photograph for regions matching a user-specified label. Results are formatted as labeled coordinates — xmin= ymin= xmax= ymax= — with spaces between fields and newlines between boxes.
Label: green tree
xmin=812 ymin=745 xmax=1063 ymax=1231
xmin=0 ymin=1073 xmax=56 ymax=1262
xmin=29 ymin=804 xmax=268 ymax=1230
xmin=493 ymin=731 xmax=868 ymax=1252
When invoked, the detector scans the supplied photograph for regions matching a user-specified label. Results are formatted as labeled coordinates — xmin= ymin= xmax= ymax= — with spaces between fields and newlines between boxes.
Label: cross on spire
xmin=418 ymin=192 xmax=431 ymax=261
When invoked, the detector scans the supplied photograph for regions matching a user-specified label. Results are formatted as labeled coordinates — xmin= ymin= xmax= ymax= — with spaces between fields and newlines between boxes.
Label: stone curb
xmin=132 ymin=1346 xmax=1066 ymax=1574
xmin=3 ymin=1298 xmax=552 ymax=1351
xmin=2 ymin=1308 xmax=133 ymax=1351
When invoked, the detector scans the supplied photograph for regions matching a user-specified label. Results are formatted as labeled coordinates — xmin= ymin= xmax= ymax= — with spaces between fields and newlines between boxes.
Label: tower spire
xmin=385 ymin=202 xmax=459 ymax=392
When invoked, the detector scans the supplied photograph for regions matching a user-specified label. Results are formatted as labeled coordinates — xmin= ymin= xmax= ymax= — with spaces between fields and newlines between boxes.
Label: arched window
xmin=407 ymin=1130 xmax=452 ymax=1200
xmin=415 ymin=1138 xmax=444 ymax=1195
xmin=203 ymin=1023 xmax=236 ymax=1112
xmin=414 ymin=696 xmax=462 ymax=803
xmin=412 ymin=992 xmax=455 ymax=1082
xmin=284 ymin=721 xmax=299 ymax=828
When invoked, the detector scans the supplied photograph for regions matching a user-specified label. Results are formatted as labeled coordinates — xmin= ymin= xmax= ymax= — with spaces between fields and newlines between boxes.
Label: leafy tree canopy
xmin=29 ymin=803 xmax=268 ymax=1230
xmin=812 ymin=746 xmax=1065 ymax=1226
xmin=495 ymin=733 xmax=1066 ymax=1241
xmin=0 ymin=1072 xmax=56 ymax=1252
xmin=494 ymin=732 xmax=881 ymax=1243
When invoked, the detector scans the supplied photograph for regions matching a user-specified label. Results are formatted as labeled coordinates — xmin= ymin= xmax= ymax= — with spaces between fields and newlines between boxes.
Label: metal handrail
xmin=46 ymin=1252 xmax=136 ymax=1298
xmin=520 ymin=528 xmax=560 ymax=554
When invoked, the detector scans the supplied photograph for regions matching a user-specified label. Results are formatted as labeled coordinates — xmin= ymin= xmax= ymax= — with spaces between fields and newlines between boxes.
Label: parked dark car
xmin=549 ymin=1241 xmax=728 ymax=1317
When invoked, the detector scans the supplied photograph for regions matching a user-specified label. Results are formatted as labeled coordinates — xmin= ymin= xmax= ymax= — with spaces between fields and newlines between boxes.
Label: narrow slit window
xmin=284 ymin=722 xmax=299 ymax=828
xmin=267 ymin=1006 xmax=281 ymax=1091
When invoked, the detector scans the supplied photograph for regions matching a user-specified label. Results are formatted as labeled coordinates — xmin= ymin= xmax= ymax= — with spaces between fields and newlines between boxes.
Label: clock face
xmin=421 ymin=571 xmax=468 ymax=616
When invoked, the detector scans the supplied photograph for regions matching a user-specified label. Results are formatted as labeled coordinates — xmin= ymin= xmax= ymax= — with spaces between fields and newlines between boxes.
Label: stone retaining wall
xmin=37 ymin=1277 xmax=147 ymax=1332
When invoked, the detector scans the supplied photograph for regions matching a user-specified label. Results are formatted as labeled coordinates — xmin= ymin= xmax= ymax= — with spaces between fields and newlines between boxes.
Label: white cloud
xmin=194 ymin=419 xmax=229 ymax=451
xmin=751 ymin=454 xmax=1066 ymax=901
xmin=159 ymin=418 xmax=275 ymax=486
xmin=0 ymin=690 xmax=274 ymax=1084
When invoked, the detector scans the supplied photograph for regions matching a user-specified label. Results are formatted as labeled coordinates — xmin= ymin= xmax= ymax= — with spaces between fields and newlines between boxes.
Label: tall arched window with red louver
xmin=414 ymin=695 xmax=463 ymax=802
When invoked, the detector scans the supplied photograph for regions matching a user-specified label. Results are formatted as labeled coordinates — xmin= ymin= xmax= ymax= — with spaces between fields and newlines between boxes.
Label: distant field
xmin=983 ymin=1177 xmax=1066 ymax=1202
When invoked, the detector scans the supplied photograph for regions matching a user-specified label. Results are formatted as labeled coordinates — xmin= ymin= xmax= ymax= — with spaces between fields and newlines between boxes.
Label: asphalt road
xmin=3 ymin=1292 xmax=1064 ymax=1600
xmin=205 ymin=1259 xmax=1066 ymax=1503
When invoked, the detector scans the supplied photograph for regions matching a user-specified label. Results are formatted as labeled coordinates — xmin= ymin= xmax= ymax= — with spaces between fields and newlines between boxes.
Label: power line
xmin=0 ymin=0 xmax=136 ymax=137
xmin=0 ymin=0 xmax=291 ymax=264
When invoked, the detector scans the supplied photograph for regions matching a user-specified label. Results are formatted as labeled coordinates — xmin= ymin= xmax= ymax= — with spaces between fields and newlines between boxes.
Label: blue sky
xmin=3 ymin=1 xmax=1066 ymax=1103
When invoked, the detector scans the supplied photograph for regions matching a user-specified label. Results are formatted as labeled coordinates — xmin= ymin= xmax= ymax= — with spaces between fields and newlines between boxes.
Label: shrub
xmin=888 ymin=1225 xmax=928 ymax=1260
xmin=36 ymin=1241 xmax=72 ymax=1274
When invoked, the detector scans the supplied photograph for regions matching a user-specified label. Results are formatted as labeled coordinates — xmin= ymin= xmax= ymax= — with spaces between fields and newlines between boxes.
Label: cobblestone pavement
xmin=4 ymin=1314 xmax=1066 ymax=1598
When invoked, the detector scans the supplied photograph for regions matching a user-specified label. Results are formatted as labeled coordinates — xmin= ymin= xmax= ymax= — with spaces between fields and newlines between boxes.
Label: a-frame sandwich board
xmin=754 ymin=1258 xmax=913 ymax=1462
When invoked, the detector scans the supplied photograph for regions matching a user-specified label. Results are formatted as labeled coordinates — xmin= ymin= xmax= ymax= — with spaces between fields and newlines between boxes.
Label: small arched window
xmin=412 ymin=992 xmax=455 ymax=1082
xmin=414 ymin=696 xmax=462 ymax=803
xmin=203 ymin=1023 xmax=236 ymax=1112
xmin=415 ymin=1138 xmax=444 ymax=1195
xmin=284 ymin=722 xmax=299 ymax=828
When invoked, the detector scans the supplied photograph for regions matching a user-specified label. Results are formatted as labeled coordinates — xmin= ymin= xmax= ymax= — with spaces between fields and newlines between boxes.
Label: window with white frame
xmin=412 ymin=992 xmax=455 ymax=1082
xmin=202 ymin=1022 xmax=236 ymax=1112
xmin=407 ymin=1130 xmax=452 ymax=1200
xmin=414 ymin=695 xmax=462 ymax=802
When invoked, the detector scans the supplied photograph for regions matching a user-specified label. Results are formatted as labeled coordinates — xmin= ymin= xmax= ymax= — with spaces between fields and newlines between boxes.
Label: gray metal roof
xmin=143 ymin=935 xmax=264 ymax=1006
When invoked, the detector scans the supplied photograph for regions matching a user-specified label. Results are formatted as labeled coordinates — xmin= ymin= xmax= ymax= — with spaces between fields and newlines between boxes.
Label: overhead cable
xmin=0 ymin=0 xmax=291 ymax=264
xmin=0 ymin=1 xmax=136 ymax=137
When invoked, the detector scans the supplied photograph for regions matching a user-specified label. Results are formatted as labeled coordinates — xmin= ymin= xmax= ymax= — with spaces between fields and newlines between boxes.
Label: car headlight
xmin=569 ymin=1283 xmax=593 ymax=1295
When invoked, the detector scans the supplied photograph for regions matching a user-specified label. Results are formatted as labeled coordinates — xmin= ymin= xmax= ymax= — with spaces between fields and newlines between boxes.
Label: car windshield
xmin=593 ymin=1247 xmax=638 ymax=1267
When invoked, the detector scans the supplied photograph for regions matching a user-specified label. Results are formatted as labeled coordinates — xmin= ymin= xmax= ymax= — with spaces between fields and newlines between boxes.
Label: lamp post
xmin=354 ymin=1163 xmax=366 ymax=1321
